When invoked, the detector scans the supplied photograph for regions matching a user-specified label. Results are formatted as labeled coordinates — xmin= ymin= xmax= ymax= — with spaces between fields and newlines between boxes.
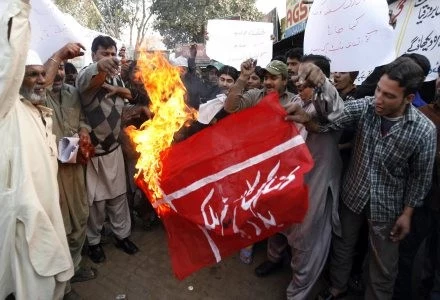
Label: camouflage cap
xmin=207 ymin=60 xmax=224 ymax=71
xmin=264 ymin=60 xmax=288 ymax=78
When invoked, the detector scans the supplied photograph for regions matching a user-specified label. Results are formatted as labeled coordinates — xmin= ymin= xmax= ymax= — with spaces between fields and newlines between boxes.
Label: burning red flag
xmin=135 ymin=93 xmax=314 ymax=279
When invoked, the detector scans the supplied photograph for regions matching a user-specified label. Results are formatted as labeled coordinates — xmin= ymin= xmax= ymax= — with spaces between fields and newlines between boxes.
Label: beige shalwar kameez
xmin=45 ymin=84 xmax=91 ymax=272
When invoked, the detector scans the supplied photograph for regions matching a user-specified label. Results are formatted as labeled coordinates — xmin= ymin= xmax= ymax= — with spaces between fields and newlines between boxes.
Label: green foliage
xmin=92 ymin=0 xmax=130 ymax=39
xmin=54 ymin=0 xmax=102 ymax=30
xmin=151 ymin=0 xmax=263 ymax=48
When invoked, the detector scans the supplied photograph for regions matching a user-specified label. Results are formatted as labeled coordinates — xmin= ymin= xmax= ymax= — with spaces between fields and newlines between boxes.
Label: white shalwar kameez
xmin=0 ymin=1 xmax=74 ymax=299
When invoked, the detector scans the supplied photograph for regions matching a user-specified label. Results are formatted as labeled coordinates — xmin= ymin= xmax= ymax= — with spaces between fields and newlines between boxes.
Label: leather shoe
xmin=254 ymin=260 xmax=282 ymax=277
xmin=317 ymin=289 xmax=348 ymax=300
xmin=88 ymin=244 xmax=106 ymax=263
xmin=63 ymin=288 xmax=82 ymax=300
xmin=115 ymin=237 xmax=139 ymax=255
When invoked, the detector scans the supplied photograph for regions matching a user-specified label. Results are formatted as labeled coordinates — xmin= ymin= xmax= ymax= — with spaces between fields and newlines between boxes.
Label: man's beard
xmin=20 ymin=85 xmax=46 ymax=104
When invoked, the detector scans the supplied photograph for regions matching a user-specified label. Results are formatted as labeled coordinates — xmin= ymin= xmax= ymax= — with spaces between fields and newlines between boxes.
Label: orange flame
xmin=126 ymin=51 xmax=197 ymax=210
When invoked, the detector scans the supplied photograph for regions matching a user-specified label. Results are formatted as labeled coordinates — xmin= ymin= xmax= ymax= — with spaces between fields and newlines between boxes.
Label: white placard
xmin=0 ymin=0 xmax=121 ymax=67
xmin=304 ymin=0 xmax=395 ymax=72
xmin=206 ymin=19 xmax=273 ymax=70
xmin=392 ymin=0 xmax=440 ymax=81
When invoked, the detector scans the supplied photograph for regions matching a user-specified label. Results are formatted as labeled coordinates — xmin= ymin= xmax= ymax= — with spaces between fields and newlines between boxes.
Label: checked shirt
xmin=321 ymin=97 xmax=436 ymax=222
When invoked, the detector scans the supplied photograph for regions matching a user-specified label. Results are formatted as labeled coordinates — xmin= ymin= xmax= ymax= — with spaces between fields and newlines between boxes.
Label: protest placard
xmin=392 ymin=0 xmax=440 ymax=81
xmin=304 ymin=0 xmax=395 ymax=72
xmin=0 ymin=0 xmax=121 ymax=67
xmin=206 ymin=19 xmax=273 ymax=69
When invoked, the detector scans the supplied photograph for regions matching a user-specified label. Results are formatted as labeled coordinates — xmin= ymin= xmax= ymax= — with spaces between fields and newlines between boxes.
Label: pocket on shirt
xmin=63 ymin=107 xmax=81 ymax=136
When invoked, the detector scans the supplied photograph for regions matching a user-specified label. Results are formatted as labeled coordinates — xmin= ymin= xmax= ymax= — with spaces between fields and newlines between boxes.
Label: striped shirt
xmin=321 ymin=97 xmax=437 ymax=222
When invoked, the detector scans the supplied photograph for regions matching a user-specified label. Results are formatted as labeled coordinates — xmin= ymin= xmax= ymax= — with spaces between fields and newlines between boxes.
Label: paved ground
xmin=71 ymin=218 xmax=368 ymax=300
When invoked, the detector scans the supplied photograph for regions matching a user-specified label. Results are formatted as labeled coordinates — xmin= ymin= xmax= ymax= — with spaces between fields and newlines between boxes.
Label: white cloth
xmin=86 ymin=146 xmax=127 ymax=204
xmin=0 ymin=2 xmax=73 ymax=299
xmin=197 ymin=94 xmax=227 ymax=124
xmin=57 ymin=135 xmax=79 ymax=163
xmin=25 ymin=49 xmax=42 ymax=66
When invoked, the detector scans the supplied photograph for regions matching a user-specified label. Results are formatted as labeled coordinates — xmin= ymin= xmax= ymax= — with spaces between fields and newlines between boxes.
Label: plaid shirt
xmin=321 ymin=97 xmax=437 ymax=222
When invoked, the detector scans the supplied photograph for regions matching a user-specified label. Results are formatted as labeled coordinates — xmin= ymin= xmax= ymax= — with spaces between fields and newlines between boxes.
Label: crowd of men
xmin=1 ymin=0 xmax=440 ymax=299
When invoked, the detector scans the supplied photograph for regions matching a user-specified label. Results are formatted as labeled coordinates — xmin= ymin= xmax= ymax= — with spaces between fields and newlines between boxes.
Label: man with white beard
xmin=0 ymin=1 xmax=74 ymax=298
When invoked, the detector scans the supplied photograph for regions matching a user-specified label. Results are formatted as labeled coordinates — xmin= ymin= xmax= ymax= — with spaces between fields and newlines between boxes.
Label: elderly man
xmin=0 ymin=1 xmax=74 ymax=298
xmin=287 ymin=57 xmax=436 ymax=299
xmin=76 ymin=35 xmax=138 ymax=264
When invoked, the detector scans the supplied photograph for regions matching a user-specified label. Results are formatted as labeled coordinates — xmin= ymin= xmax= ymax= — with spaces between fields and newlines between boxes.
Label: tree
xmin=150 ymin=0 xmax=263 ymax=49
xmin=54 ymin=0 xmax=102 ymax=31
xmin=92 ymin=0 xmax=130 ymax=40
xmin=127 ymin=0 xmax=156 ymax=49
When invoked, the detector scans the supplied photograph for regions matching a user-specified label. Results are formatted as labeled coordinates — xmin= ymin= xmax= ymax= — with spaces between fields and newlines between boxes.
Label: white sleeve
xmin=0 ymin=0 xmax=31 ymax=118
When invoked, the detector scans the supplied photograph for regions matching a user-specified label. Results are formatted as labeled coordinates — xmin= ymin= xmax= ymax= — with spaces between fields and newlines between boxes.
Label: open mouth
xmin=34 ymin=87 xmax=45 ymax=95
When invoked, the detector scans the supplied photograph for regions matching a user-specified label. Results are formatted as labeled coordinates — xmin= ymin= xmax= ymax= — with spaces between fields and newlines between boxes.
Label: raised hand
xmin=54 ymin=42 xmax=86 ymax=61
xmin=295 ymin=63 xmax=326 ymax=89
xmin=240 ymin=59 xmax=256 ymax=79
xmin=97 ymin=57 xmax=120 ymax=77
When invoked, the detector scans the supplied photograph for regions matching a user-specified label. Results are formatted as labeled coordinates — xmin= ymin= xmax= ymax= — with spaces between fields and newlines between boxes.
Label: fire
xmin=126 ymin=51 xmax=197 ymax=212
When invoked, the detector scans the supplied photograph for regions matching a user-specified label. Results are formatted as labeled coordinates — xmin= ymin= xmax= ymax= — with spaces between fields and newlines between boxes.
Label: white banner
xmin=304 ymin=0 xmax=395 ymax=72
xmin=0 ymin=0 xmax=121 ymax=67
xmin=392 ymin=0 xmax=440 ymax=81
xmin=206 ymin=19 xmax=273 ymax=70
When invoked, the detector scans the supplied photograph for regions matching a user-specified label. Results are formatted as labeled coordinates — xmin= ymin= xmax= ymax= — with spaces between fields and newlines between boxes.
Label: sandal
xmin=239 ymin=247 xmax=253 ymax=264
xmin=71 ymin=266 xmax=97 ymax=283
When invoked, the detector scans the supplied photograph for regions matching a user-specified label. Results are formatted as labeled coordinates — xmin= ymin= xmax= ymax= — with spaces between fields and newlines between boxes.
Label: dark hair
xmin=254 ymin=66 xmax=265 ymax=81
xmin=218 ymin=65 xmax=239 ymax=81
xmin=271 ymin=55 xmax=286 ymax=63
xmin=285 ymin=48 xmax=303 ymax=61
xmin=383 ymin=56 xmax=425 ymax=96
xmin=91 ymin=35 xmax=117 ymax=53
xmin=301 ymin=54 xmax=331 ymax=78
xmin=401 ymin=53 xmax=430 ymax=77
xmin=349 ymin=71 xmax=359 ymax=82
xmin=64 ymin=62 xmax=78 ymax=75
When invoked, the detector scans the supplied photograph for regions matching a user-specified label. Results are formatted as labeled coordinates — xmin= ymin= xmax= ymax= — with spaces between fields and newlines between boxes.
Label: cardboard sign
xmin=304 ymin=0 xmax=395 ymax=72
xmin=206 ymin=19 xmax=273 ymax=69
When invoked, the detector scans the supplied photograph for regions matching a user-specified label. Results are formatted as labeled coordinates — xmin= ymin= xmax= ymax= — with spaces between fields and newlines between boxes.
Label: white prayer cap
xmin=26 ymin=49 xmax=43 ymax=66
xmin=171 ymin=56 xmax=188 ymax=68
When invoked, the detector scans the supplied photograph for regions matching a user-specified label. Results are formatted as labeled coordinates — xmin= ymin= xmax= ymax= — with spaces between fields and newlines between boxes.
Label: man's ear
xmin=404 ymin=93 xmax=415 ymax=104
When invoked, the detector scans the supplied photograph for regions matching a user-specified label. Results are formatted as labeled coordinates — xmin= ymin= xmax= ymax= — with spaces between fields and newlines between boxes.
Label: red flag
xmin=136 ymin=93 xmax=314 ymax=279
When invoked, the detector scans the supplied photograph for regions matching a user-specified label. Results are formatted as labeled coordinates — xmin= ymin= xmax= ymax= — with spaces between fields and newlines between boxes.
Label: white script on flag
xmin=201 ymin=162 xmax=301 ymax=237
xmin=304 ymin=0 xmax=395 ymax=72
xmin=206 ymin=19 xmax=273 ymax=70
xmin=155 ymin=135 xmax=305 ymax=262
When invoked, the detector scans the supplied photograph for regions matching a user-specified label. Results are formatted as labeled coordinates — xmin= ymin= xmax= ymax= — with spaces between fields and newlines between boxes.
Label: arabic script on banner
xmin=304 ymin=0 xmax=395 ymax=72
